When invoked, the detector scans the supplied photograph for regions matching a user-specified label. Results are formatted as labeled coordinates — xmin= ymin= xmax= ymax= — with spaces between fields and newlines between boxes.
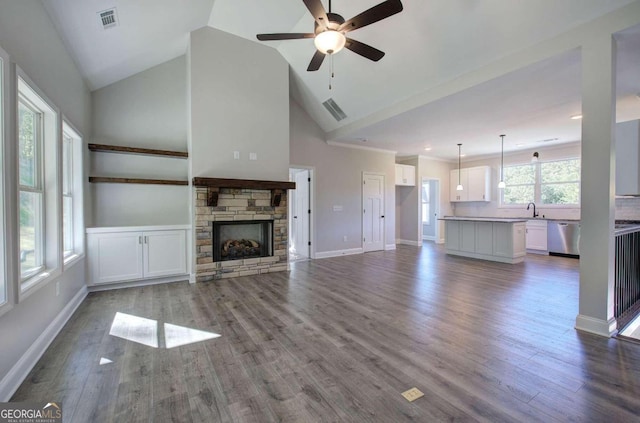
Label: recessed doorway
xmin=289 ymin=167 xmax=313 ymax=262
xmin=421 ymin=178 xmax=440 ymax=242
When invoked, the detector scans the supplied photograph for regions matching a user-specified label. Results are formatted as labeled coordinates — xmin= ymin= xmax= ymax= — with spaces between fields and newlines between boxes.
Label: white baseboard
xmin=88 ymin=275 xmax=189 ymax=292
xmin=385 ymin=243 xmax=396 ymax=251
xmin=0 ymin=286 xmax=88 ymax=401
xmin=396 ymin=239 xmax=422 ymax=247
xmin=422 ymin=236 xmax=435 ymax=241
xmin=189 ymin=273 xmax=196 ymax=284
xmin=575 ymin=314 xmax=618 ymax=338
xmin=315 ymin=248 xmax=363 ymax=259
xmin=436 ymin=238 xmax=445 ymax=244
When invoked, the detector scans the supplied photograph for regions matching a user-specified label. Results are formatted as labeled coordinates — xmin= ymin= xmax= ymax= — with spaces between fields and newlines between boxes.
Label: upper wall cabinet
xmin=450 ymin=166 xmax=491 ymax=202
xmin=616 ymin=120 xmax=640 ymax=196
xmin=395 ymin=164 xmax=416 ymax=186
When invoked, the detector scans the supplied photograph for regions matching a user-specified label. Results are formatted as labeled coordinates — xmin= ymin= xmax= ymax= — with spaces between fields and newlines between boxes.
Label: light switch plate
xmin=401 ymin=387 xmax=424 ymax=402
xmin=233 ymin=151 xmax=240 ymax=160
xmin=249 ymin=152 xmax=257 ymax=161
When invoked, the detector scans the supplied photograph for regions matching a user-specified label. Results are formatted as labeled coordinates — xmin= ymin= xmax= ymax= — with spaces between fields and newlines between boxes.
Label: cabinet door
xmin=403 ymin=165 xmax=416 ymax=186
xmin=143 ymin=230 xmax=187 ymax=278
xmin=450 ymin=169 xmax=468 ymax=201
xmin=445 ymin=221 xmax=460 ymax=251
xmin=525 ymin=223 xmax=547 ymax=250
xmin=460 ymin=221 xmax=476 ymax=253
xmin=475 ymin=222 xmax=494 ymax=255
xmin=467 ymin=166 xmax=490 ymax=202
xmin=88 ymin=232 xmax=143 ymax=284
xmin=493 ymin=223 xmax=513 ymax=257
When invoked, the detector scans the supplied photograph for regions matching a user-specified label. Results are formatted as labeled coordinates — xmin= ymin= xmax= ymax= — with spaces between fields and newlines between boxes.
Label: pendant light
xmin=531 ymin=151 xmax=539 ymax=163
xmin=456 ymin=143 xmax=463 ymax=191
xmin=498 ymin=135 xmax=506 ymax=189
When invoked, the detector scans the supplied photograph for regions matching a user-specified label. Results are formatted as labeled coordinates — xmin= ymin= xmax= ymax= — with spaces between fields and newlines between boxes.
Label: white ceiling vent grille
xmin=98 ymin=8 xmax=118 ymax=30
xmin=322 ymin=98 xmax=347 ymax=122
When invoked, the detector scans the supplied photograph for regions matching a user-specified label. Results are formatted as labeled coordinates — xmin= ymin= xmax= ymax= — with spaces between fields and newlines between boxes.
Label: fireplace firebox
xmin=212 ymin=220 xmax=273 ymax=262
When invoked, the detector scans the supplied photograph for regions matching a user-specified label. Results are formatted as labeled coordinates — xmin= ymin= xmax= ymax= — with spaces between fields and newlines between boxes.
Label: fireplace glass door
xmin=213 ymin=220 xmax=273 ymax=261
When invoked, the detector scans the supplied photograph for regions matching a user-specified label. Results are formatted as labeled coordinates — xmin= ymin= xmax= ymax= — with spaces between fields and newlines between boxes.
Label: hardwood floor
xmin=12 ymin=243 xmax=640 ymax=422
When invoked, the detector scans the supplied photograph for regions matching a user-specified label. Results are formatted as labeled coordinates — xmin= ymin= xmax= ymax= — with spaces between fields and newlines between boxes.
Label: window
xmin=540 ymin=159 xmax=580 ymax=205
xmin=18 ymin=99 xmax=44 ymax=278
xmin=501 ymin=158 xmax=580 ymax=206
xmin=62 ymin=122 xmax=83 ymax=262
xmin=0 ymin=46 xmax=7 ymax=307
xmin=17 ymin=73 xmax=60 ymax=293
xmin=422 ymin=181 xmax=430 ymax=224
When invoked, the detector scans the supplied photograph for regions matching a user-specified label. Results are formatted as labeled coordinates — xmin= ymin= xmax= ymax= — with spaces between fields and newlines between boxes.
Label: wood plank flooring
xmin=12 ymin=243 xmax=640 ymax=422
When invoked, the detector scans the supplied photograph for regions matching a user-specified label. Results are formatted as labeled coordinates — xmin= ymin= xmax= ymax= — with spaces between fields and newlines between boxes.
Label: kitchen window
xmin=501 ymin=158 xmax=580 ymax=206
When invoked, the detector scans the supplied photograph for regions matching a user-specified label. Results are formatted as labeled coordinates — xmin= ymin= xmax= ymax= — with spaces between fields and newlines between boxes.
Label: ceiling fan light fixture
xmin=314 ymin=30 xmax=346 ymax=54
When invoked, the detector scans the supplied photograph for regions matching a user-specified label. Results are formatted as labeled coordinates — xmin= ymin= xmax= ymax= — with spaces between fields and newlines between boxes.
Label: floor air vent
xmin=322 ymin=98 xmax=347 ymax=122
xmin=98 ymin=8 xmax=118 ymax=30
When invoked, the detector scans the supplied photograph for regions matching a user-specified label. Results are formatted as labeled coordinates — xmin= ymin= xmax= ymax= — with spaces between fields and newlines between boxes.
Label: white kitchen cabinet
xmin=87 ymin=226 xmax=188 ymax=286
xmin=395 ymin=164 xmax=416 ymax=186
xmin=615 ymin=120 xmax=640 ymax=195
xmin=526 ymin=220 xmax=548 ymax=252
xmin=450 ymin=166 xmax=491 ymax=202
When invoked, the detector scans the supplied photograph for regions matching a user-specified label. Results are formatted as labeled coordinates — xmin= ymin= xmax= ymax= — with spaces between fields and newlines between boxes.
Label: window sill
xmin=63 ymin=253 xmax=84 ymax=269
xmin=20 ymin=268 xmax=61 ymax=302
xmin=0 ymin=301 xmax=14 ymax=318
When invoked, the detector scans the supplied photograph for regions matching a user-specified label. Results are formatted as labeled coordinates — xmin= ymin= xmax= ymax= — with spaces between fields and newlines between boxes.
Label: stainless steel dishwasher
xmin=547 ymin=221 xmax=580 ymax=258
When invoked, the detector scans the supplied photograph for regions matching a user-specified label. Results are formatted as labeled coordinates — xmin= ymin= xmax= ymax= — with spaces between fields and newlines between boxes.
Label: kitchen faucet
xmin=526 ymin=202 xmax=539 ymax=218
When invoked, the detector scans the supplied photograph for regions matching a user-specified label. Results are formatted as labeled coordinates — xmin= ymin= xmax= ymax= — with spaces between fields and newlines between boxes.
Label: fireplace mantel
xmin=192 ymin=177 xmax=295 ymax=207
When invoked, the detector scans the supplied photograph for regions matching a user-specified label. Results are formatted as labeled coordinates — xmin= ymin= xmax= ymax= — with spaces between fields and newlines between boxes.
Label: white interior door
xmin=363 ymin=173 xmax=385 ymax=252
xmin=289 ymin=168 xmax=310 ymax=259
xmin=422 ymin=179 xmax=439 ymax=240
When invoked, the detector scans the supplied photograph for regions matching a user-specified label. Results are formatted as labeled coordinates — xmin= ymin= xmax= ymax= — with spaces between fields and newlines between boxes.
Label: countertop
xmin=440 ymin=217 xmax=527 ymax=223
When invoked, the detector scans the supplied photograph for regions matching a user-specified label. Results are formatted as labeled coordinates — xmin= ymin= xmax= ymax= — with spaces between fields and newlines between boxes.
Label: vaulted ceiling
xmin=43 ymin=0 xmax=640 ymax=160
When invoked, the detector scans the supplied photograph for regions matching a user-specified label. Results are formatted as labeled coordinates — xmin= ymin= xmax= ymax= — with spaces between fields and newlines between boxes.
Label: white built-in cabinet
xmin=395 ymin=164 xmax=416 ymax=186
xmin=525 ymin=220 xmax=548 ymax=252
xmin=450 ymin=166 xmax=491 ymax=202
xmin=87 ymin=225 xmax=188 ymax=286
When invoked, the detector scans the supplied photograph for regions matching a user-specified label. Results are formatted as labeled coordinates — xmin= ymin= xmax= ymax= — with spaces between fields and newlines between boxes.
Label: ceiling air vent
xmin=98 ymin=8 xmax=118 ymax=30
xmin=322 ymin=98 xmax=347 ymax=122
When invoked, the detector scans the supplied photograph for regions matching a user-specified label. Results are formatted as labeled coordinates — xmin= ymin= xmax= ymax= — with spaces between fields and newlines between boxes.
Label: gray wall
xmin=91 ymin=56 xmax=189 ymax=226
xmin=0 ymin=0 xmax=90 ymax=394
xmin=290 ymin=99 xmax=396 ymax=254
xmin=189 ymin=27 xmax=290 ymax=182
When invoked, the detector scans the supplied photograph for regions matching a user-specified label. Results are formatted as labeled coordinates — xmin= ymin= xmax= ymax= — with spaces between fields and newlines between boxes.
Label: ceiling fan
xmin=256 ymin=0 xmax=403 ymax=71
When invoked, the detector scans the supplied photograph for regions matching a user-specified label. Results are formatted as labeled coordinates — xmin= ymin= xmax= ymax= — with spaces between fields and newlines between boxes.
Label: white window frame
xmin=500 ymin=157 xmax=581 ymax=208
xmin=0 ymin=45 xmax=9 ymax=315
xmin=500 ymin=163 xmax=537 ymax=207
xmin=16 ymin=69 xmax=61 ymax=299
xmin=61 ymin=120 xmax=84 ymax=266
xmin=540 ymin=158 xmax=581 ymax=206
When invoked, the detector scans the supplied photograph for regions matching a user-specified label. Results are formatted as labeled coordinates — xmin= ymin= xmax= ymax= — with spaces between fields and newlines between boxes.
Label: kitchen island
xmin=441 ymin=217 xmax=527 ymax=264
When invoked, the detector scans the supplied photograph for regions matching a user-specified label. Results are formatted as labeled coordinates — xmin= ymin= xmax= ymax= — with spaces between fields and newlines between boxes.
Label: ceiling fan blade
xmin=345 ymin=38 xmax=385 ymax=61
xmin=339 ymin=0 xmax=403 ymax=33
xmin=257 ymin=33 xmax=315 ymax=41
xmin=302 ymin=0 xmax=329 ymax=29
xmin=307 ymin=50 xmax=326 ymax=71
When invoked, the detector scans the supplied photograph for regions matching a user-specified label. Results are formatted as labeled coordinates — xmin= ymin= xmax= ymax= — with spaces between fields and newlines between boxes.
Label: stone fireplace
xmin=193 ymin=178 xmax=294 ymax=282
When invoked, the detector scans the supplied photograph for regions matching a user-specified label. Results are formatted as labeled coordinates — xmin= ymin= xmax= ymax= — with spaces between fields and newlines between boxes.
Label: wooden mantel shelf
xmin=192 ymin=177 xmax=295 ymax=207
xmin=89 ymin=177 xmax=188 ymax=186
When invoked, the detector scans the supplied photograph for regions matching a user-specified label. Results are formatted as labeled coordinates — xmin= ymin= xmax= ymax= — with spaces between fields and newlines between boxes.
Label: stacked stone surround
xmin=194 ymin=187 xmax=288 ymax=282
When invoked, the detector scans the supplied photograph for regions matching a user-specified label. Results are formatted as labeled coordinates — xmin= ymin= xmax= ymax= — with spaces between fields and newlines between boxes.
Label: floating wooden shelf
xmin=88 ymin=143 xmax=188 ymax=158
xmin=89 ymin=177 xmax=188 ymax=186
xmin=192 ymin=177 xmax=295 ymax=207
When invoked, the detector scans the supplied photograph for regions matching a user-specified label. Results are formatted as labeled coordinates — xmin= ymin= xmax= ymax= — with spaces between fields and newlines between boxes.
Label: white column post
xmin=575 ymin=33 xmax=617 ymax=337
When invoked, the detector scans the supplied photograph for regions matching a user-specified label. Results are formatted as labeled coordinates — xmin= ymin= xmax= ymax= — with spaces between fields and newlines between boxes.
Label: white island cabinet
xmin=443 ymin=217 xmax=526 ymax=264
xmin=87 ymin=225 xmax=189 ymax=287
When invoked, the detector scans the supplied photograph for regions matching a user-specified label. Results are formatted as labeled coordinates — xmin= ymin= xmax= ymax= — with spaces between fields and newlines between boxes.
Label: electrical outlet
xmin=55 ymin=281 xmax=60 ymax=297
xmin=233 ymin=151 xmax=240 ymax=160
xmin=401 ymin=387 xmax=424 ymax=402
xmin=343 ymin=236 xmax=347 ymax=242
xmin=249 ymin=152 xmax=257 ymax=161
